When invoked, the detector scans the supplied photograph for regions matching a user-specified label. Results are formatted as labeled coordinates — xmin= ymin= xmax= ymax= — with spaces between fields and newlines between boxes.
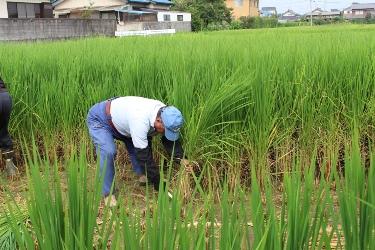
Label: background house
xmin=304 ymin=8 xmax=341 ymax=20
xmin=279 ymin=9 xmax=301 ymax=22
xmin=52 ymin=0 xmax=173 ymax=19
xmin=52 ymin=0 xmax=191 ymax=33
xmin=260 ymin=6 xmax=276 ymax=17
xmin=226 ymin=0 xmax=259 ymax=19
xmin=0 ymin=0 xmax=52 ymax=18
xmin=343 ymin=3 xmax=375 ymax=19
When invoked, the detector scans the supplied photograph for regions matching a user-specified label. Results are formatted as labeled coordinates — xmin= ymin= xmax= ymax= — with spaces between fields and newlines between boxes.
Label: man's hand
xmin=180 ymin=159 xmax=194 ymax=172
xmin=104 ymin=194 xmax=117 ymax=208
xmin=180 ymin=159 xmax=190 ymax=166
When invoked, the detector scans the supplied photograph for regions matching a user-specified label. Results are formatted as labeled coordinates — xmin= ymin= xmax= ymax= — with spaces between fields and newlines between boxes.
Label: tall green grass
xmin=4 ymin=144 xmax=111 ymax=249
xmin=1 ymin=25 xmax=375 ymax=179
xmin=1 ymin=25 xmax=375 ymax=249
xmin=2 ymin=137 xmax=374 ymax=249
xmin=334 ymin=132 xmax=375 ymax=249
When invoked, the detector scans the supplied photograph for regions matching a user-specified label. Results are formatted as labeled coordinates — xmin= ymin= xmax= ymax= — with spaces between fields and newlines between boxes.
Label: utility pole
xmin=310 ymin=0 xmax=313 ymax=26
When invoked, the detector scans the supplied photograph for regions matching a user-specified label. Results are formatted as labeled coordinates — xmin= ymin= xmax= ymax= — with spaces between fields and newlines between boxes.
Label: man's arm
xmin=161 ymin=136 xmax=184 ymax=164
xmin=134 ymin=146 xmax=160 ymax=190
xmin=130 ymin=121 xmax=161 ymax=190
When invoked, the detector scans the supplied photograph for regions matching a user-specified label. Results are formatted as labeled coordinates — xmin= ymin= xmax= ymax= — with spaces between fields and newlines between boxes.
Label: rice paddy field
xmin=0 ymin=24 xmax=374 ymax=249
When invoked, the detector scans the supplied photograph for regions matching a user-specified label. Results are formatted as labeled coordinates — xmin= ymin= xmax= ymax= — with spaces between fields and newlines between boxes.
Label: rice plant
xmin=1 ymin=25 xmax=375 ymax=176
xmin=0 ymin=24 xmax=374 ymax=249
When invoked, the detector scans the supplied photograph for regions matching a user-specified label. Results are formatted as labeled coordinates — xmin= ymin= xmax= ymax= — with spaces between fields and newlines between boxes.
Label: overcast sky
xmin=260 ymin=0 xmax=369 ymax=14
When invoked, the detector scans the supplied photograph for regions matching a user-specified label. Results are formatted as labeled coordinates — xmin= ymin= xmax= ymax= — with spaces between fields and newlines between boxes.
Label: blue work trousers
xmin=87 ymin=101 xmax=144 ymax=196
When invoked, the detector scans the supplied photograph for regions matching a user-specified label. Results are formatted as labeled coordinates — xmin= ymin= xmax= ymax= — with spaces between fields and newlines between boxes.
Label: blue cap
xmin=160 ymin=106 xmax=184 ymax=141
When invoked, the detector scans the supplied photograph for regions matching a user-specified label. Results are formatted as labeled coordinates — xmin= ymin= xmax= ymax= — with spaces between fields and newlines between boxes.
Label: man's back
xmin=110 ymin=96 xmax=165 ymax=148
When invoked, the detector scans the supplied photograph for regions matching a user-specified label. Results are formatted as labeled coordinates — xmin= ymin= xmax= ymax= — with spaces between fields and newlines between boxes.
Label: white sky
xmin=260 ymin=0 xmax=370 ymax=14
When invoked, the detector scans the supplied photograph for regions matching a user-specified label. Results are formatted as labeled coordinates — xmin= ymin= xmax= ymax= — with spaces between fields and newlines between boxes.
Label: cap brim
xmin=165 ymin=128 xmax=179 ymax=141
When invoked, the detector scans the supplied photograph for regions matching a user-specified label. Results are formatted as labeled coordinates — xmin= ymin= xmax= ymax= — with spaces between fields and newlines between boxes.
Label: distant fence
xmin=117 ymin=21 xmax=191 ymax=33
xmin=0 ymin=18 xmax=116 ymax=41
xmin=116 ymin=29 xmax=175 ymax=37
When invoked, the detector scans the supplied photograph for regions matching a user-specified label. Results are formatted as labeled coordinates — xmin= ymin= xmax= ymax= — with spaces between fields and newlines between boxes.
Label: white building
xmin=156 ymin=10 xmax=191 ymax=22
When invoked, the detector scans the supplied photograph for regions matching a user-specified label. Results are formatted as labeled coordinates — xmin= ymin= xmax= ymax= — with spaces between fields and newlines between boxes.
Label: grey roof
xmin=128 ymin=0 xmax=173 ymax=4
xmin=305 ymin=11 xmax=341 ymax=16
xmin=352 ymin=3 xmax=375 ymax=10
xmin=305 ymin=8 xmax=341 ymax=16
xmin=344 ymin=3 xmax=375 ymax=11
xmin=282 ymin=9 xmax=300 ymax=16
xmin=52 ymin=0 xmax=64 ymax=6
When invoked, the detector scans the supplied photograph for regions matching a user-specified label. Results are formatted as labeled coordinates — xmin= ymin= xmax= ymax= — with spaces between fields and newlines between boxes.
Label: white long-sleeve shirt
xmin=110 ymin=96 xmax=166 ymax=149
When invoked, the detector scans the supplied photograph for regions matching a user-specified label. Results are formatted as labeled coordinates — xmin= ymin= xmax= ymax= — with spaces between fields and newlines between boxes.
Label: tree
xmin=172 ymin=0 xmax=232 ymax=31
xmin=81 ymin=0 xmax=94 ymax=19
xmin=365 ymin=12 xmax=372 ymax=23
